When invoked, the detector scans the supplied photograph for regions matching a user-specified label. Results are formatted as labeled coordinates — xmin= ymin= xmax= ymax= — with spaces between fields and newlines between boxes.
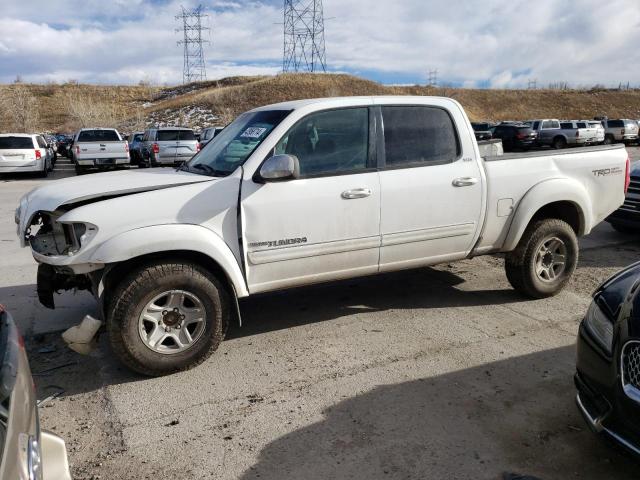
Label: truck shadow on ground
xmin=229 ymin=266 xmax=531 ymax=340
xmin=26 ymin=266 xmax=529 ymax=397
xmin=239 ymin=346 xmax=638 ymax=480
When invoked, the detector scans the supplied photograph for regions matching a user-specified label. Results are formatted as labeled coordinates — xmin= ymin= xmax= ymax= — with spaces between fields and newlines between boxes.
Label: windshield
xmin=183 ymin=109 xmax=291 ymax=177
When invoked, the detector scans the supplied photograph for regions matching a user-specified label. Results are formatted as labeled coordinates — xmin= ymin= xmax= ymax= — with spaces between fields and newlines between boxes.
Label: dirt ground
xmin=26 ymin=242 xmax=640 ymax=480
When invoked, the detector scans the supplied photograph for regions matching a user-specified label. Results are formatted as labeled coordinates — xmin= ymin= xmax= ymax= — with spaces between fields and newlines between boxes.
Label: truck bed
xmin=482 ymin=143 xmax=625 ymax=162
xmin=476 ymin=143 xmax=627 ymax=254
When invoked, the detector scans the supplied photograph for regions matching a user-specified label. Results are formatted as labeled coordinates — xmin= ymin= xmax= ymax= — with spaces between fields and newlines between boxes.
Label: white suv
xmin=0 ymin=134 xmax=52 ymax=177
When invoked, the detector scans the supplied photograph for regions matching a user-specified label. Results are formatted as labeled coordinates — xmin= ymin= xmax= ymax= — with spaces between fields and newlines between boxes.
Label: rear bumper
xmin=0 ymin=159 xmax=43 ymax=173
xmin=76 ymin=158 xmax=130 ymax=167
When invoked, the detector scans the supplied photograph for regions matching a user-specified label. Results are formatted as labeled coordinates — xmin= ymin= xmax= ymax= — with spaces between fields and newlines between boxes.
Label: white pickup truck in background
xmin=15 ymin=96 xmax=629 ymax=375
xmin=71 ymin=128 xmax=130 ymax=174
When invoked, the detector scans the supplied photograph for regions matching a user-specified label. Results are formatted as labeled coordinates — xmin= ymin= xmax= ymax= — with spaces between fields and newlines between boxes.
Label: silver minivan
xmin=140 ymin=127 xmax=200 ymax=167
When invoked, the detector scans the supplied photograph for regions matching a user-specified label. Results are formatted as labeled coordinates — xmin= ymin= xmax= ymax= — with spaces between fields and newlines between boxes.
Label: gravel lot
xmin=1 ymin=150 xmax=639 ymax=479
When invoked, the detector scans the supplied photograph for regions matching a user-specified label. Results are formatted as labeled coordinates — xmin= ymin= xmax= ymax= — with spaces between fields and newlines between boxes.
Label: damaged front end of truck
xmin=21 ymin=209 xmax=97 ymax=309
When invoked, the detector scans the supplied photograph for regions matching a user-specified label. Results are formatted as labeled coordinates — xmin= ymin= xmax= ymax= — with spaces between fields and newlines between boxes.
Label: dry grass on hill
xmin=1 ymin=73 xmax=640 ymax=133
xmin=149 ymin=73 xmax=640 ymax=125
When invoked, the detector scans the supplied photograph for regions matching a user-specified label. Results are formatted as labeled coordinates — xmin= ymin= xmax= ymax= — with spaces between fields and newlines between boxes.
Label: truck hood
xmin=22 ymin=168 xmax=213 ymax=214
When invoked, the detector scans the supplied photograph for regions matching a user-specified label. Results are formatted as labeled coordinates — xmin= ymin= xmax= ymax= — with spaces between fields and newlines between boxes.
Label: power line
xmin=176 ymin=5 xmax=210 ymax=84
xmin=427 ymin=69 xmax=438 ymax=87
xmin=283 ymin=0 xmax=327 ymax=73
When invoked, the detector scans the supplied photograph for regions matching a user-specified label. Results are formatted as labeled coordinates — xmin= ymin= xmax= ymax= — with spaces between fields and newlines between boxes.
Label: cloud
xmin=0 ymin=0 xmax=639 ymax=87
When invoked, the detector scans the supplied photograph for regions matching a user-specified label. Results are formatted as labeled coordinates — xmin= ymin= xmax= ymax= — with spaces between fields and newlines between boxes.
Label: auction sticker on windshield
xmin=240 ymin=127 xmax=267 ymax=139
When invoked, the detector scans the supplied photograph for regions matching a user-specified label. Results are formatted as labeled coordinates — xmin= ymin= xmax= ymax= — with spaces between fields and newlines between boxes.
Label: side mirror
xmin=256 ymin=154 xmax=300 ymax=182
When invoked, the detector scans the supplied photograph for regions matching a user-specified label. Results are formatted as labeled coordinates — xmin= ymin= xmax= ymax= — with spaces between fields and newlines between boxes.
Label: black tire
xmin=75 ymin=165 xmax=86 ymax=175
xmin=603 ymin=135 xmax=614 ymax=145
xmin=107 ymin=261 xmax=229 ymax=376
xmin=38 ymin=161 xmax=49 ymax=178
xmin=610 ymin=222 xmax=639 ymax=234
xmin=505 ymin=218 xmax=578 ymax=299
xmin=552 ymin=136 xmax=567 ymax=149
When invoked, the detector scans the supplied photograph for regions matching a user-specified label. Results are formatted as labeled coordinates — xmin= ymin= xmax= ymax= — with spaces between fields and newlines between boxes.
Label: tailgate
xmin=0 ymin=149 xmax=36 ymax=167
xmin=175 ymin=141 xmax=197 ymax=160
xmin=76 ymin=142 xmax=128 ymax=160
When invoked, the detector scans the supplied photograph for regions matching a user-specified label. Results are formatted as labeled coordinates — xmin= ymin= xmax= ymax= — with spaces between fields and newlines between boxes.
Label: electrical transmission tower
xmin=283 ymin=0 xmax=327 ymax=73
xmin=176 ymin=5 xmax=210 ymax=84
xmin=527 ymin=79 xmax=537 ymax=90
xmin=427 ymin=69 xmax=438 ymax=87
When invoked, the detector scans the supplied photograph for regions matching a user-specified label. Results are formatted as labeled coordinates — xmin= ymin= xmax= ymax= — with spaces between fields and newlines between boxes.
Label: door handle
xmin=452 ymin=177 xmax=479 ymax=187
xmin=341 ymin=188 xmax=372 ymax=199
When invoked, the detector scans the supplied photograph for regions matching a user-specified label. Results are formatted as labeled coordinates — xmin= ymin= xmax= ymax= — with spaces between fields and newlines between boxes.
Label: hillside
xmin=1 ymin=73 xmax=640 ymax=133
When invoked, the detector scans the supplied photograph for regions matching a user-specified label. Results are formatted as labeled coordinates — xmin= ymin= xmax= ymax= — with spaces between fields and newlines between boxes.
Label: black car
xmin=491 ymin=124 xmax=538 ymax=151
xmin=471 ymin=122 xmax=494 ymax=141
xmin=607 ymin=161 xmax=639 ymax=233
xmin=575 ymin=261 xmax=640 ymax=457
xmin=55 ymin=135 xmax=73 ymax=158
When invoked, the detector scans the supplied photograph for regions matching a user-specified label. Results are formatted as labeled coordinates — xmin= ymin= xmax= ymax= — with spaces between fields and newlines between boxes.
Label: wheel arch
xmin=502 ymin=178 xmax=591 ymax=252
xmin=100 ymin=249 xmax=243 ymax=327
xmin=91 ymin=224 xmax=248 ymax=324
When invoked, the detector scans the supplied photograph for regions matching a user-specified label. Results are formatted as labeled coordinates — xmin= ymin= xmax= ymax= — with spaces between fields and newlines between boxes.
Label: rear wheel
xmin=107 ymin=261 xmax=229 ymax=376
xmin=505 ymin=219 xmax=578 ymax=298
xmin=74 ymin=165 xmax=86 ymax=175
xmin=38 ymin=160 xmax=49 ymax=178
xmin=552 ymin=136 xmax=567 ymax=149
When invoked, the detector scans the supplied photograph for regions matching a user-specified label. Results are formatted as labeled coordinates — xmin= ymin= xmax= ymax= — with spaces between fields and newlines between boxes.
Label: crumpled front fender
xmin=90 ymin=224 xmax=249 ymax=297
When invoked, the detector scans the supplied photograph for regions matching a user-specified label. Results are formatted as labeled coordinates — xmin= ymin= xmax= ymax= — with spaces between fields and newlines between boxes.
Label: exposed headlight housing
xmin=583 ymin=300 xmax=614 ymax=355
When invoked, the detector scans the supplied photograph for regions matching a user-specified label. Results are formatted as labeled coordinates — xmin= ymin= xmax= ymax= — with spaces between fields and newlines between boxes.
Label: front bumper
xmin=575 ymin=324 xmax=640 ymax=457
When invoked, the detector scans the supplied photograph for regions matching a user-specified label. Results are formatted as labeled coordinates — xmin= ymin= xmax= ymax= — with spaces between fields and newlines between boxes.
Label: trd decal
xmin=249 ymin=237 xmax=308 ymax=248
xmin=592 ymin=167 xmax=623 ymax=177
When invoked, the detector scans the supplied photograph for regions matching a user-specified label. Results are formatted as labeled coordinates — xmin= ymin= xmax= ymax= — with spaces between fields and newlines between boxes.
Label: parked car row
xmin=472 ymin=117 xmax=640 ymax=152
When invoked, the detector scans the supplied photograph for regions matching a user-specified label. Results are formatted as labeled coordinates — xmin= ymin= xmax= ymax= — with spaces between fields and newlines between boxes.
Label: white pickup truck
xmin=71 ymin=128 xmax=130 ymax=174
xmin=15 ymin=96 xmax=629 ymax=376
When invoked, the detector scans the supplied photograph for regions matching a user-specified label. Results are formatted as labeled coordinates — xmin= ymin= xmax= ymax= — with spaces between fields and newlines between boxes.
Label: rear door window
xmin=77 ymin=130 xmax=120 ymax=142
xmin=560 ymin=123 xmax=573 ymax=129
xmin=576 ymin=122 xmax=587 ymax=128
xmin=381 ymin=106 xmax=459 ymax=168
xmin=0 ymin=136 xmax=34 ymax=149
xmin=608 ymin=120 xmax=624 ymax=128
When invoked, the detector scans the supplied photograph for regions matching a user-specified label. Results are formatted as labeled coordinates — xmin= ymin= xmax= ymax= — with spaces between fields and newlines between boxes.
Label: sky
xmin=1 ymin=0 xmax=639 ymax=88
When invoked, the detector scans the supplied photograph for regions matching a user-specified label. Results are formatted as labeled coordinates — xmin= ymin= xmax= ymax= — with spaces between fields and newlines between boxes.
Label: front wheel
xmin=505 ymin=219 xmax=578 ymax=298
xmin=107 ymin=261 xmax=229 ymax=376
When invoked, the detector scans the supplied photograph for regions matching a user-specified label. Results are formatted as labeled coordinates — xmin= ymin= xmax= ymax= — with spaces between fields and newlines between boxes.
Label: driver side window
xmin=274 ymin=107 xmax=369 ymax=177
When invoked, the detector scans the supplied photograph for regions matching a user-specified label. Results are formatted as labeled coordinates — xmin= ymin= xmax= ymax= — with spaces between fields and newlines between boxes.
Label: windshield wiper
xmin=189 ymin=163 xmax=229 ymax=177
